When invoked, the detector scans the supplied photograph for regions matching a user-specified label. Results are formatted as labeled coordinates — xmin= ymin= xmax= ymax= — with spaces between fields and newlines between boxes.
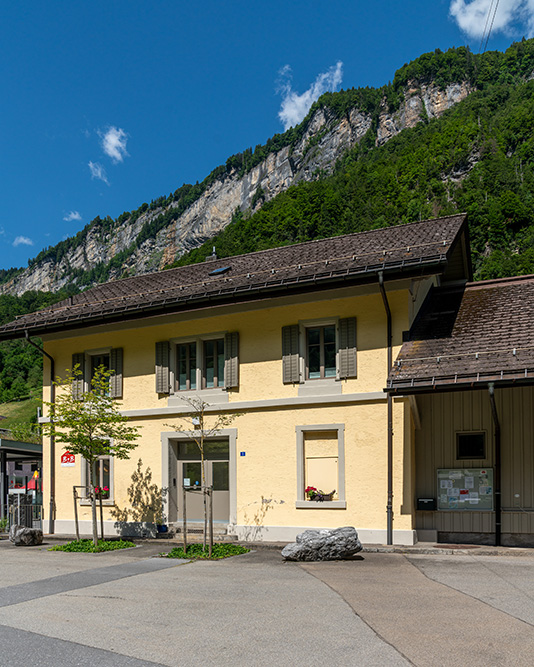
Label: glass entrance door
xmin=177 ymin=440 xmax=229 ymax=523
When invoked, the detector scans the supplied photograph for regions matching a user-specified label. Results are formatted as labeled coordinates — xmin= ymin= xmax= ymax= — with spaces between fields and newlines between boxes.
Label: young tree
xmin=166 ymin=396 xmax=240 ymax=550
xmin=42 ymin=365 xmax=141 ymax=546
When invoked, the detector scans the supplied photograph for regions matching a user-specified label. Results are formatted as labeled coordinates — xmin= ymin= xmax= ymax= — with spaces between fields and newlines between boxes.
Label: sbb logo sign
xmin=61 ymin=452 xmax=76 ymax=467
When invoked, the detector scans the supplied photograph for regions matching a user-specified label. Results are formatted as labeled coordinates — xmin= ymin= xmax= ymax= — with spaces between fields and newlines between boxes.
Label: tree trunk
xmin=90 ymin=462 xmax=98 ymax=547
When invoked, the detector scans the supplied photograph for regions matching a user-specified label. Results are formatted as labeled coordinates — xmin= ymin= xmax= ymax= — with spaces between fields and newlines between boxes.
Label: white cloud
xmin=450 ymin=0 xmax=534 ymax=39
xmin=63 ymin=210 xmax=82 ymax=222
xmin=88 ymin=161 xmax=109 ymax=185
xmin=99 ymin=126 xmax=129 ymax=163
xmin=277 ymin=61 xmax=343 ymax=131
xmin=13 ymin=236 xmax=33 ymax=247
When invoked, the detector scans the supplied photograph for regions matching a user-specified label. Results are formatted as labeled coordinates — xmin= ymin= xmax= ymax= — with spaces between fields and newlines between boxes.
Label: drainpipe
xmin=378 ymin=271 xmax=393 ymax=545
xmin=25 ymin=331 xmax=55 ymax=534
xmin=488 ymin=383 xmax=501 ymax=547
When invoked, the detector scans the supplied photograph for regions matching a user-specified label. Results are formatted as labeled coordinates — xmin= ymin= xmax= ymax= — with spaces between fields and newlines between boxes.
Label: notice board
xmin=437 ymin=468 xmax=493 ymax=511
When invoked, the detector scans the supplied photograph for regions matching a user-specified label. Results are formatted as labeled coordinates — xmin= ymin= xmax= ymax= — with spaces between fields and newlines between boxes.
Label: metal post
xmin=73 ymin=487 xmax=80 ymax=541
xmin=488 ymin=383 xmax=501 ymax=547
xmin=0 ymin=450 xmax=6 ymax=520
xmin=209 ymin=487 xmax=213 ymax=558
xmin=378 ymin=272 xmax=394 ymax=545
xmin=182 ymin=485 xmax=187 ymax=553
xmin=99 ymin=494 xmax=104 ymax=541
xmin=25 ymin=332 xmax=56 ymax=534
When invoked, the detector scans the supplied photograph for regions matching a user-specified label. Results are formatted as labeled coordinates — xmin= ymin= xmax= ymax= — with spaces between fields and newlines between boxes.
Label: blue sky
xmin=1 ymin=0 xmax=532 ymax=272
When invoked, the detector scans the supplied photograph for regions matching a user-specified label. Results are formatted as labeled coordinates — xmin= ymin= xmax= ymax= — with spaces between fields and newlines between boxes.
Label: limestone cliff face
xmin=376 ymin=81 xmax=472 ymax=145
xmin=1 ymin=81 xmax=471 ymax=296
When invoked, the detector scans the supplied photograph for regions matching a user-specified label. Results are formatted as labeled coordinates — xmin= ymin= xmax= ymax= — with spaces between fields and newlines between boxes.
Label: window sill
xmin=80 ymin=500 xmax=115 ymax=507
xmin=295 ymin=500 xmax=346 ymax=509
xmin=168 ymin=389 xmax=229 ymax=407
xmin=298 ymin=378 xmax=342 ymax=397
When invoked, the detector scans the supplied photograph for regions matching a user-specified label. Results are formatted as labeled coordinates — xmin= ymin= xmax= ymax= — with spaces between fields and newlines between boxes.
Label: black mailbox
xmin=417 ymin=498 xmax=436 ymax=511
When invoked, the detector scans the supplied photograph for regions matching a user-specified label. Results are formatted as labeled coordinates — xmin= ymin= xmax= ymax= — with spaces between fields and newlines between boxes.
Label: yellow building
xmin=1 ymin=214 xmax=482 ymax=545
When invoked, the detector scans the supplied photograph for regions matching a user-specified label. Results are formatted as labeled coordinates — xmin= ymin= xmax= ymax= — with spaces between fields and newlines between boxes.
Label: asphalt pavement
xmin=0 ymin=537 xmax=533 ymax=666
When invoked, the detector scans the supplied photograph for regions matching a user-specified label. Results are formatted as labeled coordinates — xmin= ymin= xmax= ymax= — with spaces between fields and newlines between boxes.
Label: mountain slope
xmin=177 ymin=70 xmax=534 ymax=280
xmin=1 ymin=46 xmax=484 ymax=296
xmin=2 ymin=40 xmax=534 ymax=297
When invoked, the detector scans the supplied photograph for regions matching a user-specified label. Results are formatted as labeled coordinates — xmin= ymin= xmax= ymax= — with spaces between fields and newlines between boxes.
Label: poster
xmin=436 ymin=469 xmax=493 ymax=511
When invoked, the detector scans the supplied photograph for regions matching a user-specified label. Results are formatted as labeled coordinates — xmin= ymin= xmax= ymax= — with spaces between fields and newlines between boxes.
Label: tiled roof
xmin=388 ymin=274 xmax=534 ymax=391
xmin=0 ymin=214 xmax=466 ymax=340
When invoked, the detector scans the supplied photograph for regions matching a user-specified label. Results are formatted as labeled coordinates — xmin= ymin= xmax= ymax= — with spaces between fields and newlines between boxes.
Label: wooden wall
xmin=414 ymin=386 xmax=534 ymax=538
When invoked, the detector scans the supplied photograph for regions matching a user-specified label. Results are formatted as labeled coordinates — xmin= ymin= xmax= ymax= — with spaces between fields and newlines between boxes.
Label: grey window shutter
xmin=282 ymin=324 xmax=300 ymax=384
xmin=339 ymin=317 xmax=357 ymax=379
xmin=110 ymin=348 xmax=123 ymax=398
xmin=72 ymin=352 xmax=85 ymax=400
xmin=155 ymin=341 xmax=170 ymax=394
xmin=224 ymin=332 xmax=239 ymax=389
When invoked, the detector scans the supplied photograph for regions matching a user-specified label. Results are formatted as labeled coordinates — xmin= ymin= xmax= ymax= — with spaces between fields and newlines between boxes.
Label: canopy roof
xmin=388 ymin=274 xmax=534 ymax=393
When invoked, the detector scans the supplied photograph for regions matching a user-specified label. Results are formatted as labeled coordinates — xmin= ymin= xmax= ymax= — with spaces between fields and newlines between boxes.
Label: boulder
xmin=9 ymin=524 xmax=43 ymax=547
xmin=281 ymin=526 xmax=362 ymax=561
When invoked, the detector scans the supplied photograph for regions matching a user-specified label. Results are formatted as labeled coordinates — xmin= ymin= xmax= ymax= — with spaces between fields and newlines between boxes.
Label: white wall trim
xmin=160 ymin=428 xmax=237 ymax=527
xmin=232 ymin=524 xmax=417 ymax=545
xmin=295 ymin=423 xmax=345 ymax=503
xmin=120 ymin=391 xmax=387 ymax=419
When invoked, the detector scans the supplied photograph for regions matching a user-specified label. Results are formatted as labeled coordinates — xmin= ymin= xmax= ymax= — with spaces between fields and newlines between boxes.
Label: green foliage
xmin=50 ymin=539 xmax=136 ymax=552
xmin=4 ymin=41 xmax=534 ymax=290
xmin=41 ymin=365 xmax=142 ymax=545
xmin=0 ymin=287 xmax=79 ymax=403
xmin=9 ymin=421 xmax=41 ymax=444
xmin=41 ymin=366 xmax=141 ymax=468
xmin=169 ymin=65 xmax=534 ymax=281
xmin=165 ymin=543 xmax=250 ymax=559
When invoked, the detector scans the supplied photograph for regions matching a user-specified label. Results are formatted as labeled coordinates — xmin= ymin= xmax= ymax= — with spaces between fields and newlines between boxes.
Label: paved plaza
xmin=0 ymin=538 xmax=533 ymax=666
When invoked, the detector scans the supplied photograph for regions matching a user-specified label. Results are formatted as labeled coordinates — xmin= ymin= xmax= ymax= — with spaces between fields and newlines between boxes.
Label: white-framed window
xmin=295 ymin=424 xmax=346 ymax=509
xmin=282 ymin=318 xmax=356 ymax=384
xmin=175 ymin=336 xmax=226 ymax=391
xmin=81 ymin=454 xmax=114 ymax=505
xmin=155 ymin=332 xmax=239 ymax=395
xmin=71 ymin=347 xmax=123 ymax=399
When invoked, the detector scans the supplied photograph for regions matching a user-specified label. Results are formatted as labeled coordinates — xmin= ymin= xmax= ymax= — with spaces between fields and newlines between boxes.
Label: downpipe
xmin=378 ymin=272 xmax=393 ymax=545
xmin=488 ymin=383 xmax=501 ymax=547
xmin=25 ymin=331 xmax=55 ymax=534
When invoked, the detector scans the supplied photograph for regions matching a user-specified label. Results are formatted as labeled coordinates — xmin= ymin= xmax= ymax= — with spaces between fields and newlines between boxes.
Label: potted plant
xmin=94 ymin=486 xmax=110 ymax=500
xmin=305 ymin=486 xmax=335 ymax=502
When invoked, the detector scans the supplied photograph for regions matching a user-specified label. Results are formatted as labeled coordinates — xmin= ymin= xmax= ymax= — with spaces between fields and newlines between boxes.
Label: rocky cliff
xmin=1 ymin=80 xmax=471 ymax=297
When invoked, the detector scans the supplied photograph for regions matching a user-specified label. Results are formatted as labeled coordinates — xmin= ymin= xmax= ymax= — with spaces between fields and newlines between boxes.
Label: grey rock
xmin=282 ymin=526 xmax=362 ymax=561
xmin=0 ymin=80 xmax=472 ymax=298
xmin=9 ymin=525 xmax=43 ymax=546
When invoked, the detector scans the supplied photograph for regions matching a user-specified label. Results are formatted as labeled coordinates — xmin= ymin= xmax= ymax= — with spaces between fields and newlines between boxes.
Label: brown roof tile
xmin=389 ymin=274 xmax=534 ymax=391
xmin=0 ymin=214 xmax=466 ymax=340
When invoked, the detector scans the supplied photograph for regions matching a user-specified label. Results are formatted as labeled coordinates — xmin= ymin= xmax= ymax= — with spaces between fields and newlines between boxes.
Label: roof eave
xmin=386 ymin=375 xmax=534 ymax=395
xmin=1 ymin=257 xmax=449 ymax=341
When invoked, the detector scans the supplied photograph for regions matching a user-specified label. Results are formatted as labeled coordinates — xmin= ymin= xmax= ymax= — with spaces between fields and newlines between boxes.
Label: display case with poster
xmin=437 ymin=468 xmax=493 ymax=511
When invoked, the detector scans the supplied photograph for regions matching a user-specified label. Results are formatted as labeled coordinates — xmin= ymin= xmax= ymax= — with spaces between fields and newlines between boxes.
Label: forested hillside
xmin=2 ymin=39 xmax=534 ymax=405
xmin=173 ymin=40 xmax=534 ymax=279
xmin=0 ymin=289 xmax=77 ymax=404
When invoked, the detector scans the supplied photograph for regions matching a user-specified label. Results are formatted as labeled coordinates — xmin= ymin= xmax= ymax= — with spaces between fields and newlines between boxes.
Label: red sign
xmin=61 ymin=452 xmax=76 ymax=467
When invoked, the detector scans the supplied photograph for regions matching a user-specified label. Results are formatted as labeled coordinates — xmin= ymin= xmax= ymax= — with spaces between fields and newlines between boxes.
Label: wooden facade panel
xmin=415 ymin=387 xmax=534 ymax=535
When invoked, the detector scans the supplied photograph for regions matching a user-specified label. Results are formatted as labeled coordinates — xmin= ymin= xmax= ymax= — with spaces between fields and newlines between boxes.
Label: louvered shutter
xmin=282 ymin=324 xmax=300 ymax=384
xmin=155 ymin=341 xmax=170 ymax=394
xmin=224 ymin=332 xmax=239 ymax=389
xmin=338 ymin=317 xmax=357 ymax=379
xmin=110 ymin=347 xmax=123 ymax=398
xmin=72 ymin=352 xmax=85 ymax=400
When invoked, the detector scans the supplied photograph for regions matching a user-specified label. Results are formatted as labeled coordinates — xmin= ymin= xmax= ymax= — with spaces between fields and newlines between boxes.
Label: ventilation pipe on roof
xmin=205 ymin=246 xmax=218 ymax=262
xmin=378 ymin=271 xmax=394 ymax=546
xmin=488 ymin=383 xmax=501 ymax=547
xmin=25 ymin=331 xmax=55 ymax=535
